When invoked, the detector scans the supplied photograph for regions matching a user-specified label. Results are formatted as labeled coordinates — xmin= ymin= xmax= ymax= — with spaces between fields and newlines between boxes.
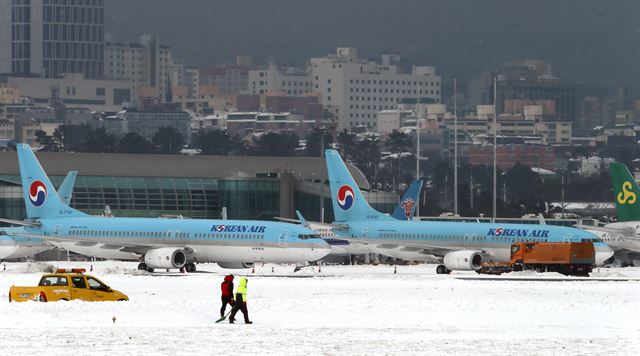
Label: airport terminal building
xmin=0 ymin=151 xmax=398 ymax=222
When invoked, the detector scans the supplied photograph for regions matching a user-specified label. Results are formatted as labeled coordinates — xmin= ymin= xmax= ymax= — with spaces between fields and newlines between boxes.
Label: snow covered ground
xmin=0 ymin=261 xmax=639 ymax=355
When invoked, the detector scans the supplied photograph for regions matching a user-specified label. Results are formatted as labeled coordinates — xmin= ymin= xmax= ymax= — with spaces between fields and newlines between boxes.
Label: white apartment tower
xmin=105 ymin=34 xmax=172 ymax=100
xmin=310 ymin=48 xmax=441 ymax=130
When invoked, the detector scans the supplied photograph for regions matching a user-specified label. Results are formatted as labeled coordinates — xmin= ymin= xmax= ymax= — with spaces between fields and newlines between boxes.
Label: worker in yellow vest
xmin=229 ymin=277 xmax=252 ymax=324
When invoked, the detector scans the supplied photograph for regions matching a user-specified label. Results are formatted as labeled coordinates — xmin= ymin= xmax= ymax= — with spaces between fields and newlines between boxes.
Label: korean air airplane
xmin=324 ymin=149 xmax=613 ymax=273
xmin=580 ymin=163 xmax=640 ymax=262
xmin=0 ymin=171 xmax=77 ymax=260
xmin=278 ymin=180 xmax=424 ymax=257
xmin=2 ymin=144 xmax=330 ymax=272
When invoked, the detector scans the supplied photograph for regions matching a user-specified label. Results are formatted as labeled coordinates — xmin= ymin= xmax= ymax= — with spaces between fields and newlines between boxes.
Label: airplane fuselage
xmin=30 ymin=216 xmax=330 ymax=264
xmin=336 ymin=220 xmax=613 ymax=265
xmin=589 ymin=221 xmax=640 ymax=252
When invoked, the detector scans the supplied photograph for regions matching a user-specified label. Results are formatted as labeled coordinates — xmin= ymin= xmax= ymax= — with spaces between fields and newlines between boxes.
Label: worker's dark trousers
xmin=230 ymin=301 xmax=249 ymax=323
xmin=220 ymin=296 xmax=234 ymax=317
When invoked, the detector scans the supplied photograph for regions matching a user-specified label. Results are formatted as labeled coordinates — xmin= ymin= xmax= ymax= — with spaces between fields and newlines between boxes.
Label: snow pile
xmin=0 ymin=262 xmax=639 ymax=354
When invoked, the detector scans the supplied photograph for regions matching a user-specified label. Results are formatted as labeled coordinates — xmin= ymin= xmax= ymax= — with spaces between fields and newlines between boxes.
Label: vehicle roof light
xmin=55 ymin=268 xmax=86 ymax=274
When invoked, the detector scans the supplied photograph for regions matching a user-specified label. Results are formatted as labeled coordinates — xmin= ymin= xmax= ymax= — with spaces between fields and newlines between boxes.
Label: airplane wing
xmin=273 ymin=217 xmax=349 ymax=230
xmin=330 ymin=235 xmax=457 ymax=257
xmin=0 ymin=218 xmax=40 ymax=227
xmin=577 ymin=224 xmax=636 ymax=237
xmin=14 ymin=232 xmax=178 ymax=257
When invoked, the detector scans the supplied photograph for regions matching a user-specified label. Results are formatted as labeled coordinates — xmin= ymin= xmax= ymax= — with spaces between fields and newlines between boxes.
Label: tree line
xmin=35 ymin=124 xmax=186 ymax=154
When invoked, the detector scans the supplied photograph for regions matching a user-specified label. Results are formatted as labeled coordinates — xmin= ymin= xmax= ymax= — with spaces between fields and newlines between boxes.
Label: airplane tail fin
xmin=391 ymin=179 xmax=423 ymax=220
xmin=610 ymin=162 xmax=640 ymax=222
xmin=57 ymin=171 xmax=78 ymax=206
xmin=17 ymin=144 xmax=86 ymax=219
xmin=325 ymin=149 xmax=393 ymax=222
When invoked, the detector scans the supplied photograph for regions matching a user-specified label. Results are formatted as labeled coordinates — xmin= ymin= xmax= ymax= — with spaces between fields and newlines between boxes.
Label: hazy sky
xmin=106 ymin=0 xmax=640 ymax=91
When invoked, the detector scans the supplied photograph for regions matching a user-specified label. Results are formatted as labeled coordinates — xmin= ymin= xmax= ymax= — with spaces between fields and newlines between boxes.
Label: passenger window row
xmin=378 ymin=233 xmax=549 ymax=243
xmin=69 ymin=230 xmax=172 ymax=238
xmin=68 ymin=229 xmax=264 ymax=240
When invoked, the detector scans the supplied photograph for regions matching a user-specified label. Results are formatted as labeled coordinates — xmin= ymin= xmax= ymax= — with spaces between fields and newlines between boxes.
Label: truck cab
xmin=9 ymin=268 xmax=128 ymax=302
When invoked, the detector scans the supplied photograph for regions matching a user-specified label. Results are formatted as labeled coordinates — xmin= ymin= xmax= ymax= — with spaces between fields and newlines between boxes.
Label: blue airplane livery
xmin=279 ymin=179 xmax=424 ymax=257
xmin=1 ymin=144 xmax=330 ymax=271
xmin=324 ymin=149 xmax=614 ymax=273
xmin=0 ymin=170 xmax=77 ymax=260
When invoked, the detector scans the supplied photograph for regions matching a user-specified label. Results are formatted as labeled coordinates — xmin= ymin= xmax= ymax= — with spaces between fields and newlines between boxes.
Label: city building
xmin=310 ymin=48 xmax=441 ymax=130
xmin=376 ymin=109 xmax=414 ymax=135
xmin=0 ymin=152 xmax=397 ymax=223
xmin=479 ymin=60 xmax=577 ymax=123
xmin=0 ymin=0 xmax=105 ymax=79
xmin=199 ymin=57 xmax=253 ymax=95
xmin=248 ymin=64 xmax=313 ymax=96
xmin=1 ymin=73 xmax=131 ymax=111
xmin=105 ymin=34 xmax=172 ymax=100
xmin=468 ymin=144 xmax=556 ymax=171
xmin=94 ymin=108 xmax=191 ymax=142
xmin=225 ymin=112 xmax=315 ymax=137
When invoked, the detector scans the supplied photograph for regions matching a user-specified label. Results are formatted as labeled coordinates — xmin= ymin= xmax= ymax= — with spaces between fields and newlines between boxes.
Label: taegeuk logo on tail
xmin=337 ymin=185 xmax=355 ymax=210
xmin=29 ymin=180 xmax=47 ymax=207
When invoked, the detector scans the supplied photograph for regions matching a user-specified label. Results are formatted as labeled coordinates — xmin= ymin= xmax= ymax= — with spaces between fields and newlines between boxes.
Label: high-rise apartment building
xmin=105 ymin=34 xmax=172 ymax=100
xmin=310 ymin=48 xmax=441 ymax=130
xmin=0 ymin=0 xmax=105 ymax=79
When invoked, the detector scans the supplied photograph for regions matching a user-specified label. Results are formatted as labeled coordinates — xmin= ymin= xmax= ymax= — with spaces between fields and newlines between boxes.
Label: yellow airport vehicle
xmin=9 ymin=268 xmax=129 ymax=302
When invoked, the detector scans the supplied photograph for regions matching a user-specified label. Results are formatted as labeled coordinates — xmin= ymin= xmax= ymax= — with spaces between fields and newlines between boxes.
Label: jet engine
xmin=217 ymin=262 xmax=254 ymax=269
xmin=443 ymin=250 xmax=483 ymax=271
xmin=144 ymin=247 xmax=187 ymax=269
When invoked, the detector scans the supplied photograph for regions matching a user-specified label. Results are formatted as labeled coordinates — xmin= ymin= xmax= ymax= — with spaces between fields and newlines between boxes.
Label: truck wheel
xmin=146 ymin=267 xmax=154 ymax=273
xmin=60 ymin=298 xmax=68 ymax=301
xmin=186 ymin=263 xmax=196 ymax=272
xmin=118 ymin=298 xmax=127 ymax=301
xmin=138 ymin=263 xmax=147 ymax=271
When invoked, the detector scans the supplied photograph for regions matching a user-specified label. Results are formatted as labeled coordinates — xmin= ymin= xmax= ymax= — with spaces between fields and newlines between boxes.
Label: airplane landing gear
xmin=185 ymin=263 xmax=196 ymax=273
xmin=436 ymin=265 xmax=450 ymax=275
xmin=138 ymin=262 xmax=154 ymax=272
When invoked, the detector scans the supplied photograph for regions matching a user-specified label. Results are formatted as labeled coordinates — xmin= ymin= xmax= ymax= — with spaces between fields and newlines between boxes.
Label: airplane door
xmin=362 ymin=227 xmax=368 ymax=238
xmin=563 ymin=233 xmax=572 ymax=242
xmin=278 ymin=230 xmax=288 ymax=248
xmin=54 ymin=224 xmax=62 ymax=235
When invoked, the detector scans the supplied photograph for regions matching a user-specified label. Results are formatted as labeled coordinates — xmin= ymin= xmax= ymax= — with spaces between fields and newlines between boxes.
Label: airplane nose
xmin=0 ymin=244 xmax=18 ymax=259
xmin=308 ymin=241 xmax=331 ymax=261
xmin=594 ymin=243 xmax=614 ymax=266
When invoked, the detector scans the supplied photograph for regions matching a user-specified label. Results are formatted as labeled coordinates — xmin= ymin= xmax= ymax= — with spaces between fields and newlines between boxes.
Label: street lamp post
xmin=492 ymin=76 xmax=498 ymax=222
xmin=453 ymin=78 xmax=458 ymax=216
xmin=319 ymin=127 xmax=327 ymax=223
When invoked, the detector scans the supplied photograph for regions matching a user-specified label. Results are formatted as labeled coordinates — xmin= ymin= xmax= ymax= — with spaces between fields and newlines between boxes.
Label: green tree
xmin=84 ymin=128 xmax=117 ymax=153
xmin=192 ymin=129 xmax=240 ymax=155
xmin=352 ymin=137 xmax=380 ymax=183
xmin=152 ymin=127 xmax=185 ymax=154
xmin=385 ymin=130 xmax=413 ymax=189
xmin=248 ymin=132 xmax=299 ymax=157
xmin=118 ymin=132 xmax=153 ymax=153
xmin=385 ymin=130 xmax=413 ymax=155
xmin=304 ymin=128 xmax=333 ymax=157
xmin=336 ymin=129 xmax=357 ymax=160
xmin=54 ymin=124 xmax=92 ymax=152
xmin=34 ymin=130 xmax=60 ymax=152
